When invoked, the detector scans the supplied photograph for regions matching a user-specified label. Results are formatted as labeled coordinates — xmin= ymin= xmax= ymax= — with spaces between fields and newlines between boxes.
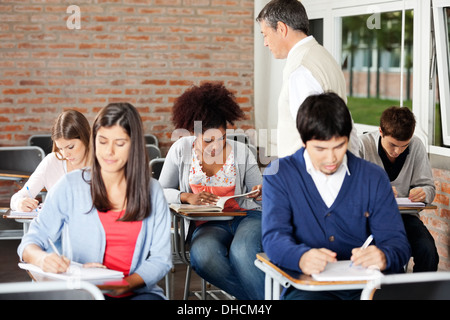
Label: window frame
xmin=433 ymin=0 xmax=450 ymax=148
xmin=302 ymin=0 xmax=435 ymax=151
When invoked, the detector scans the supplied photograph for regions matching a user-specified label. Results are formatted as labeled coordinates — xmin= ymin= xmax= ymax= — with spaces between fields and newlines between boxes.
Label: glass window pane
xmin=434 ymin=7 xmax=450 ymax=147
xmin=341 ymin=10 xmax=414 ymax=126
xmin=309 ymin=18 xmax=323 ymax=45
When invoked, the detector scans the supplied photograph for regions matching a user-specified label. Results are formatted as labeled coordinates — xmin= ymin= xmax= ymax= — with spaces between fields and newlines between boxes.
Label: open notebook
xmin=19 ymin=262 xmax=124 ymax=281
xmin=9 ymin=205 xmax=42 ymax=218
xmin=311 ymin=260 xmax=384 ymax=282
xmin=396 ymin=197 xmax=425 ymax=207
xmin=170 ymin=189 xmax=258 ymax=213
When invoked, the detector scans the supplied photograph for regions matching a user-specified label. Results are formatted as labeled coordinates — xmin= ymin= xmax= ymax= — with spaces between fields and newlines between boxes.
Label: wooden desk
xmin=254 ymin=253 xmax=369 ymax=300
xmin=2 ymin=209 xmax=35 ymax=234
xmin=398 ymin=204 xmax=437 ymax=211
xmin=174 ymin=210 xmax=246 ymax=218
xmin=0 ymin=170 xmax=31 ymax=181
xmin=0 ymin=170 xmax=31 ymax=189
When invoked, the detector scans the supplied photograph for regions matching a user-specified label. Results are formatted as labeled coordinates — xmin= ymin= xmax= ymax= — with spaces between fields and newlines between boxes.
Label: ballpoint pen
xmin=350 ymin=234 xmax=373 ymax=267
xmin=26 ymin=186 xmax=38 ymax=212
xmin=48 ymin=237 xmax=71 ymax=273
xmin=48 ymin=237 xmax=62 ymax=257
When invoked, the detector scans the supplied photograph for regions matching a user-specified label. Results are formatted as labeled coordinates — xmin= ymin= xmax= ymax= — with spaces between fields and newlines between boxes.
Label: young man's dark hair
xmin=296 ymin=92 xmax=352 ymax=143
xmin=380 ymin=106 xmax=416 ymax=141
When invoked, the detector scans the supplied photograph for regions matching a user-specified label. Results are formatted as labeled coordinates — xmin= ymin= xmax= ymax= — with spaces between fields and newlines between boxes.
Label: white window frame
xmin=302 ymin=0 xmax=434 ymax=151
xmin=256 ymin=0 xmax=450 ymax=157
xmin=433 ymin=0 xmax=450 ymax=149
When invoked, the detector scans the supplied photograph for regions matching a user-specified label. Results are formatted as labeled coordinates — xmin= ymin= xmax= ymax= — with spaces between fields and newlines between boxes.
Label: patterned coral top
xmin=189 ymin=141 xmax=242 ymax=212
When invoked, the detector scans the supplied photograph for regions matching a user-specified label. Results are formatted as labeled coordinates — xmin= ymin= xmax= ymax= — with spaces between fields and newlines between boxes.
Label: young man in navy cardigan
xmin=262 ymin=92 xmax=411 ymax=300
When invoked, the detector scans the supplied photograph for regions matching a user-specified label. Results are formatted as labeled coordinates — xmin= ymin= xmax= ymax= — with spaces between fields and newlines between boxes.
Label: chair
xmin=0 ymin=281 xmax=104 ymax=300
xmin=0 ymin=146 xmax=45 ymax=178
xmin=227 ymin=133 xmax=262 ymax=166
xmin=171 ymin=211 xmax=235 ymax=300
xmin=360 ymin=272 xmax=450 ymax=300
xmin=248 ymin=144 xmax=258 ymax=160
xmin=146 ymin=144 xmax=161 ymax=162
xmin=145 ymin=134 xmax=159 ymax=147
xmin=0 ymin=146 xmax=45 ymax=238
xmin=27 ymin=134 xmax=53 ymax=156
xmin=149 ymin=158 xmax=164 ymax=180
xmin=226 ymin=132 xmax=250 ymax=145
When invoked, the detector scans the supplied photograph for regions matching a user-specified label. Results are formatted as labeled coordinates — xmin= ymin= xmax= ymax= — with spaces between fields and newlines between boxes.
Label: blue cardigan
xmin=262 ymin=148 xmax=411 ymax=274
xmin=18 ymin=169 xmax=172 ymax=298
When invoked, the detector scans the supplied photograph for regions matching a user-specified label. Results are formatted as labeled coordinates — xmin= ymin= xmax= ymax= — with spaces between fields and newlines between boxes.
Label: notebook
xmin=19 ymin=262 xmax=124 ymax=281
xmin=396 ymin=197 xmax=425 ymax=207
xmin=311 ymin=260 xmax=384 ymax=282
xmin=170 ymin=190 xmax=258 ymax=213
xmin=8 ymin=206 xmax=42 ymax=218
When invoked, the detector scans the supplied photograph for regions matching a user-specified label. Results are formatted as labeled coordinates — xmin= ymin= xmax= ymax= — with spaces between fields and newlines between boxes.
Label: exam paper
xmin=311 ymin=260 xmax=384 ymax=282
xmin=19 ymin=262 xmax=123 ymax=281
xmin=396 ymin=197 xmax=425 ymax=207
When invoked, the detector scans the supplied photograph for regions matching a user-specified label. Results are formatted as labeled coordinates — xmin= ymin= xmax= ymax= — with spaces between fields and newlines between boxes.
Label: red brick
xmin=435 ymin=194 xmax=449 ymax=206
xmin=93 ymin=52 xmax=121 ymax=59
xmin=0 ymin=80 xmax=14 ymax=86
xmin=141 ymin=80 xmax=167 ymax=86
xmin=1 ymin=125 xmax=24 ymax=131
xmin=441 ymin=182 xmax=450 ymax=194
xmin=19 ymin=80 xmax=45 ymax=86
xmin=3 ymin=88 xmax=31 ymax=94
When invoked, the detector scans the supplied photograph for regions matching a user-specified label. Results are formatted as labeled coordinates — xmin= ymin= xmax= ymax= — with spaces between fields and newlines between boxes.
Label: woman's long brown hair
xmin=89 ymin=102 xmax=150 ymax=221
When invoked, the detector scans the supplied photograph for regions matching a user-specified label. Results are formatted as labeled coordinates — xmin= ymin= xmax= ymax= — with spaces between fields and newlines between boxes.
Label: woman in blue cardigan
xmin=18 ymin=103 xmax=172 ymax=300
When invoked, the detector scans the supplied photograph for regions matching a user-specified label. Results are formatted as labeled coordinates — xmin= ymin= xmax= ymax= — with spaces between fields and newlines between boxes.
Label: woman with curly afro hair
xmin=159 ymin=82 xmax=265 ymax=300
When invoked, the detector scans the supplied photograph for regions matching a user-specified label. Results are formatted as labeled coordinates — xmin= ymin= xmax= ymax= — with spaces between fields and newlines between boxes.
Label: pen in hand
xmin=26 ymin=186 xmax=38 ymax=212
xmin=350 ymin=234 xmax=373 ymax=267
xmin=47 ymin=237 xmax=70 ymax=272
xmin=48 ymin=237 xmax=62 ymax=257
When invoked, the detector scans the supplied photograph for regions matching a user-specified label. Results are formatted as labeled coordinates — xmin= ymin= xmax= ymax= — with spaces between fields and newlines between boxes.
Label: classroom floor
xmin=0 ymin=238 xmax=231 ymax=300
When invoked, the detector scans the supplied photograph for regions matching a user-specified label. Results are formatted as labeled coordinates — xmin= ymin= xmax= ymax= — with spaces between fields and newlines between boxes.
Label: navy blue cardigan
xmin=262 ymin=148 xmax=411 ymax=274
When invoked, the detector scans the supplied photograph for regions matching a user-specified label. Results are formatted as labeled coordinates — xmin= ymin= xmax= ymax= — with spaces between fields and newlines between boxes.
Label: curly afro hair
xmin=171 ymin=82 xmax=245 ymax=133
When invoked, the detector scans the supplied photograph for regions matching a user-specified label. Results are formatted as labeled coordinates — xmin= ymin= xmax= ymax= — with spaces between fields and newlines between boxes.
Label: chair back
xmin=145 ymin=134 xmax=159 ymax=147
xmin=361 ymin=272 xmax=450 ymax=300
xmin=0 ymin=146 xmax=45 ymax=175
xmin=146 ymin=144 xmax=161 ymax=161
xmin=226 ymin=132 xmax=249 ymax=145
xmin=149 ymin=158 xmax=165 ymax=180
xmin=0 ymin=281 xmax=104 ymax=300
xmin=27 ymin=134 xmax=53 ymax=155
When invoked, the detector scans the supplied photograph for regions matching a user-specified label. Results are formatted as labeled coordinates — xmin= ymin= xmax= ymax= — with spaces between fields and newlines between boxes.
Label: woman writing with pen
xmin=10 ymin=110 xmax=91 ymax=212
xmin=18 ymin=103 xmax=172 ymax=300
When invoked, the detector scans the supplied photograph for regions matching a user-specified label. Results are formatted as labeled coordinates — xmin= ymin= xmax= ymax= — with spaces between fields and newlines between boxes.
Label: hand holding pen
xmin=17 ymin=186 xmax=39 ymax=212
xmin=350 ymin=234 xmax=387 ymax=271
xmin=42 ymin=238 xmax=70 ymax=274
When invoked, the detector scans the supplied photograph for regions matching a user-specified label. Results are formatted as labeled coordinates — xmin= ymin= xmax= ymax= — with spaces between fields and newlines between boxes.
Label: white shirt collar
xmin=303 ymin=149 xmax=351 ymax=178
xmin=288 ymin=35 xmax=314 ymax=59
xmin=303 ymin=149 xmax=351 ymax=208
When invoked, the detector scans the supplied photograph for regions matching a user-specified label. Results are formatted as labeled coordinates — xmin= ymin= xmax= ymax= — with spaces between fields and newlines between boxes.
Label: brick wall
xmin=343 ymin=70 xmax=413 ymax=101
xmin=0 ymin=0 xmax=255 ymax=156
xmin=427 ymin=168 xmax=450 ymax=270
